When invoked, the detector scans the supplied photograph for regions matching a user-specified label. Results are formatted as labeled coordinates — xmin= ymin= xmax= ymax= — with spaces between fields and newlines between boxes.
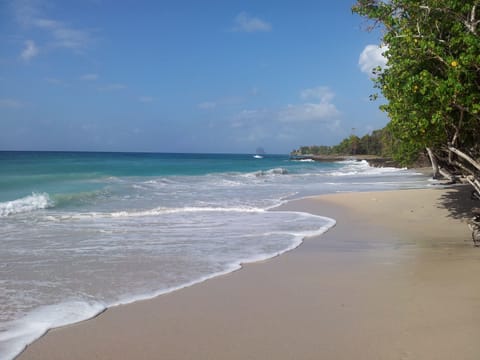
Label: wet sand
xmin=18 ymin=187 xmax=480 ymax=360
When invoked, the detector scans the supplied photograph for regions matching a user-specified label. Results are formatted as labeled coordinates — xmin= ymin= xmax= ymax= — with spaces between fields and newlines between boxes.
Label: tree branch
xmin=448 ymin=146 xmax=480 ymax=171
xmin=439 ymin=167 xmax=455 ymax=182
xmin=465 ymin=4 xmax=479 ymax=35
xmin=467 ymin=176 xmax=480 ymax=196
xmin=451 ymin=160 xmax=476 ymax=176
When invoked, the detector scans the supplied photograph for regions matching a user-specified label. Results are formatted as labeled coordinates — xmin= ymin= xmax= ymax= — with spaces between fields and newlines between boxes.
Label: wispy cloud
xmin=13 ymin=0 xmax=94 ymax=56
xmin=232 ymin=86 xmax=339 ymax=126
xmin=0 ymin=98 xmax=23 ymax=108
xmin=230 ymin=86 xmax=340 ymax=145
xmin=359 ymin=44 xmax=388 ymax=75
xmin=278 ymin=102 xmax=339 ymax=123
xmin=20 ymin=39 xmax=38 ymax=61
xmin=279 ymin=86 xmax=340 ymax=123
xmin=230 ymin=109 xmax=271 ymax=144
xmin=13 ymin=0 xmax=42 ymax=27
xmin=231 ymin=109 xmax=269 ymax=128
xmin=300 ymin=86 xmax=334 ymax=102
xmin=33 ymin=18 xmax=91 ymax=51
xmin=232 ymin=12 xmax=272 ymax=33
xmin=80 ymin=73 xmax=98 ymax=81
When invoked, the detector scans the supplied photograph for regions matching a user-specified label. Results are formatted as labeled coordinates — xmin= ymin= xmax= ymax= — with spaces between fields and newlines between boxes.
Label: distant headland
xmin=290 ymin=127 xmax=430 ymax=168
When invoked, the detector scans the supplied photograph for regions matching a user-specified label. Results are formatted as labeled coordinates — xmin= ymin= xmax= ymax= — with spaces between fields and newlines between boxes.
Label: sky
xmin=0 ymin=0 xmax=388 ymax=154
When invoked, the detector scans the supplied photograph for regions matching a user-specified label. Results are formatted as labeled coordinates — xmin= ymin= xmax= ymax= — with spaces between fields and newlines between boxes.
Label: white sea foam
xmin=43 ymin=206 xmax=266 ymax=221
xmin=109 ymin=206 xmax=265 ymax=218
xmin=329 ymin=160 xmax=407 ymax=177
xmin=240 ymin=167 xmax=290 ymax=179
xmin=0 ymin=154 xmax=432 ymax=360
xmin=0 ymin=300 xmax=105 ymax=360
xmin=0 ymin=193 xmax=53 ymax=217
xmin=1 ymin=208 xmax=335 ymax=360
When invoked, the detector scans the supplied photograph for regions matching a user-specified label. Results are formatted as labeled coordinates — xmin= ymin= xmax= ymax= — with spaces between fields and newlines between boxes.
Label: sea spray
xmin=0 ymin=193 xmax=53 ymax=217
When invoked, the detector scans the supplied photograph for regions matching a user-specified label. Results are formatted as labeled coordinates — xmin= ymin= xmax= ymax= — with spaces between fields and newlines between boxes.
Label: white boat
xmin=254 ymin=147 xmax=265 ymax=159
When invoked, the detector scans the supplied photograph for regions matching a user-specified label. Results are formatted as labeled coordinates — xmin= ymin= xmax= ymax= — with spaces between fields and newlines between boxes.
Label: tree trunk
xmin=426 ymin=147 xmax=440 ymax=179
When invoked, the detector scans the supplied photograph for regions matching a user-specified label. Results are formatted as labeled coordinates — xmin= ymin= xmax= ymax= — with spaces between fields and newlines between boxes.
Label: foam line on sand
xmin=19 ymin=187 xmax=480 ymax=360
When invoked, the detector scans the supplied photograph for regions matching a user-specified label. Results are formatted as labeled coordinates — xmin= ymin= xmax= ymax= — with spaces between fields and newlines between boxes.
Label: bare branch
xmin=448 ymin=146 xmax=480 ymax=171
xmin=439 ymin=167 xmax=455 ymax=182
xmin=451 ymin=160 xmax=476 ymax=176
xmin=467 ymin=176 xmax=480 ymax=195
xmin=465 ymin=4 xmax=479 ymax=35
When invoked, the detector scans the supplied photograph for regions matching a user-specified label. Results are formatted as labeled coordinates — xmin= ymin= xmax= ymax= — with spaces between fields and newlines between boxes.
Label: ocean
xmin=0 ymin=151 xmax=430 ymax=359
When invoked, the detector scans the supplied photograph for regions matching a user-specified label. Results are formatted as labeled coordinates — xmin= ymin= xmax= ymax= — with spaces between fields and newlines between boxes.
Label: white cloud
xmin=80 ymin=73 xmax=98 ymax=81
xmin=14 ymin=1 xmax=93 ymax=54
xmin=231 ymin=109 xmax=269 ymax=128
xmin=20 ymin=39 xmax=38 ymax=60
xmin=34 ymin=18 xmax=91 ymax=51
xmin=229 ymin=86 xmax=341 ymax=147
xmin=230 ymin=109 xmax=271 ymax=144
xmin=233 ymin=12 xmax=272 ymax=33
xmin=278 ymin=102 xmax=339 ymax=123
xmin=359 ymin=44 xmax=388 ymax=75
xmin=232 ymin=86 xmax=339 ymax=125
xmin=0 ymin=98 xmax=23 ymax=108
xmin=300 ymin=86 xmax=335 ymax=102
xmin=279 ymin=86 xmax=339 ymax=123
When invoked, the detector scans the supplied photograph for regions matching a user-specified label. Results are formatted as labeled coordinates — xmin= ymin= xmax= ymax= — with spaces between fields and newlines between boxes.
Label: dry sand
xmin=18 ymin=187 xmax=480 ymax=360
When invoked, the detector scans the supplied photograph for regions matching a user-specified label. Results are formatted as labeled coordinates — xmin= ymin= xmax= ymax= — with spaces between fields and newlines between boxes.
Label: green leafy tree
xmin=292 ymin=127 xmax=396 ymax=157
xmin=353 ymin=1 xmax=480 ymax=189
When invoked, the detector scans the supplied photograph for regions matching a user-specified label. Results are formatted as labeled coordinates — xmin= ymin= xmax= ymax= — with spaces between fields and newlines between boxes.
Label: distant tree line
xmin=292 ymin=127 xmax=397 ymax=157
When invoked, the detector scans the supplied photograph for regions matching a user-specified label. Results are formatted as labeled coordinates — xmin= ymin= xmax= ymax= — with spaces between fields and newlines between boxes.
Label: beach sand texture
xmin=18 ymin=187 xmax=480 ymax=360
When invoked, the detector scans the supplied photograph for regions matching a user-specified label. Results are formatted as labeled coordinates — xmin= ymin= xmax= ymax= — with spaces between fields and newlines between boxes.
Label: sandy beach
xmin=18 ymin=186 xmax=480 ymax=360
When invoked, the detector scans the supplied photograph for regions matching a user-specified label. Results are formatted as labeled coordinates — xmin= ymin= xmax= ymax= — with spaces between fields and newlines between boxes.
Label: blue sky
xmin=0 ymin=0 xmax=387 ymax=154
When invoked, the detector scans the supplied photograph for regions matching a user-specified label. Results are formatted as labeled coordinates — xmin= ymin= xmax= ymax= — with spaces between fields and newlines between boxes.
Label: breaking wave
xmin=329 ymin=160 xmax=407 ymax=177
xmin=0 ymin=193 xmax=54 ymax=217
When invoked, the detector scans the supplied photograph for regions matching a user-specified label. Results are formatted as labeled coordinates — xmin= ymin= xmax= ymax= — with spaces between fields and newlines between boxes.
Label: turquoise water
xmin=0 ymin=152 xmax=314 ymax=202
xmin=0 ymin=151 xmax=430 ymax=360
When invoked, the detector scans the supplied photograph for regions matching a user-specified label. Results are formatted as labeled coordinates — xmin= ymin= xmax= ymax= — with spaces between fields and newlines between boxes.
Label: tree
xmin=353 ymin=1 xmax=480 ymax=192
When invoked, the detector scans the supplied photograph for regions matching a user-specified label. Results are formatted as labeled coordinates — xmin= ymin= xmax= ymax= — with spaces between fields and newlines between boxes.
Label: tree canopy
xmin=292 ymin=127 xmax=394 ymax=157
xmin=352 ymin=0 xmax=480 ymax=192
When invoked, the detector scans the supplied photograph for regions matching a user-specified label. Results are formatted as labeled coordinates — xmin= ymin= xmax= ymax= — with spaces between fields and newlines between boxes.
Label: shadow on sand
xmin=436 ymin=184 xmax=478 ymax=220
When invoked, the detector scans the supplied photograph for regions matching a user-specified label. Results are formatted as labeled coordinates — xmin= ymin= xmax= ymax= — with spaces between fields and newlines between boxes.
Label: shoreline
xmin=18 ymin=186 xmax=480 ymax=360
xmin=5 ymin=200 xmax=337 ymax=360
xmin=7 ymin=209 xmax=337 ymax=360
